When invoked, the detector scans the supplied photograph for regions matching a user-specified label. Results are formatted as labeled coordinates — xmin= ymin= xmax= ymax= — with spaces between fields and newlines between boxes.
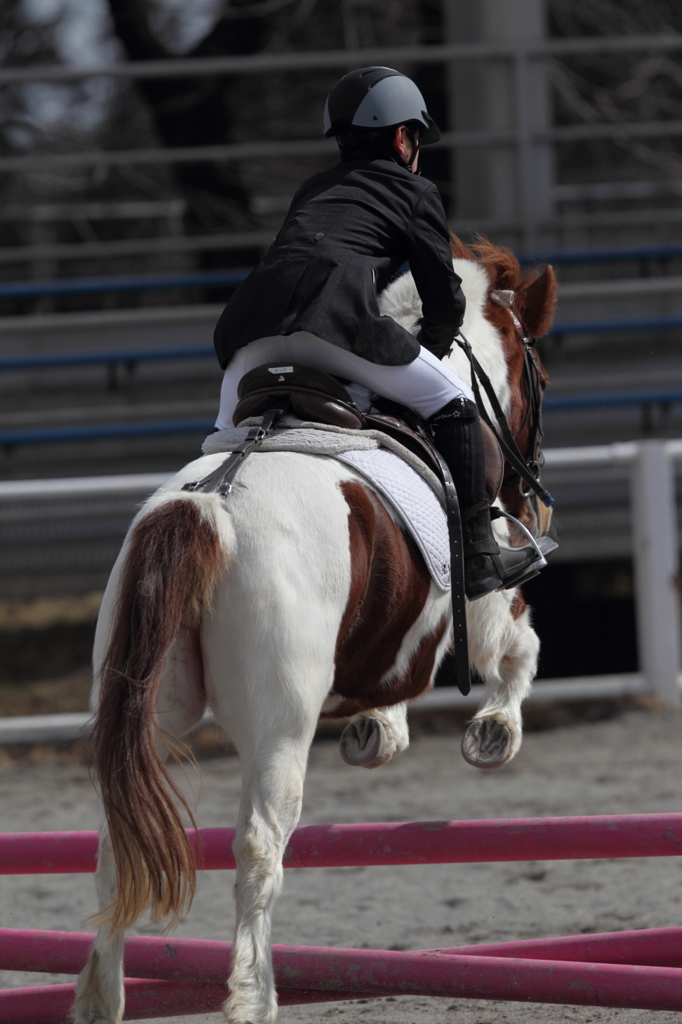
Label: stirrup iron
xmin=491 ymin=507 xmax=558 ymax=589
xmin=492 ymin=508 xmax=547 ymax=567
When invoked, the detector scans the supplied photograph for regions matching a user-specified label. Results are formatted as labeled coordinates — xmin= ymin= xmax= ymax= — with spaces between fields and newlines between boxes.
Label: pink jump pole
xmin=3 ymin=926 xmax=682 ymax=982
xmin=0 ymin=980 xmax=358 ymax=1024
xmin=4 ymin=950 xmax=682 ymax=1022
xmin=0 ymin=979 xmax=225 ymax=1024
xmin=444 ymin=926 xmax=682 ymax=968
xmin=0 ymin=929 xmax=236 ymax=984
xmin=4 ymin=813 xmax=682 ymax=874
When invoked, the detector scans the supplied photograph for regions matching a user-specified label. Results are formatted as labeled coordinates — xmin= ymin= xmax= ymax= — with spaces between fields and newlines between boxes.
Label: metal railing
xmin=1 ymin=34 xmax=682 ymax=261
xmin=4 ymin=34 xmax=682 ymax=87
xmin=3 ymin=113 xmax=682 ymax=176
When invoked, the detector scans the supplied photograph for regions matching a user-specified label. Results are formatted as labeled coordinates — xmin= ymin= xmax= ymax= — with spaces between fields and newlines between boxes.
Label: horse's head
xmin=450 ymin=235 xmax=558 ymax=542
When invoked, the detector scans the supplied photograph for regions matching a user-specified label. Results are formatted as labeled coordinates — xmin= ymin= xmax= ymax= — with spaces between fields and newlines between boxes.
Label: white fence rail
xmin=0 ymin=676 xmax=654 ymax=747
xmin=544 ymin=440 xmax=682 ymax=707
xmin=0 ymin=439 xmax=680 ymax=743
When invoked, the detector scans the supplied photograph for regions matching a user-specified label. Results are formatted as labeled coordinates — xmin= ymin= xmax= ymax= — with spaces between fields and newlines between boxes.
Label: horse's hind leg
xmin=224 ymin=734 xmax=314 ymax=1024
xmin=339 ymin=701 xmax=410 ymax=768
xmin=73 ymin=826 xmax=125 ymax=1024
xmin=206 ymin=631 xmax=333 ymax=1023
xmin=462 ymin=591 xmax=539 ymax=769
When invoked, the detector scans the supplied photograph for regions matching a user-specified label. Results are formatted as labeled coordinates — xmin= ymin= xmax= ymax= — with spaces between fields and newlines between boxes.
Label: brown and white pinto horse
xmin=73 ymin=238 xmax=557 ymax=1024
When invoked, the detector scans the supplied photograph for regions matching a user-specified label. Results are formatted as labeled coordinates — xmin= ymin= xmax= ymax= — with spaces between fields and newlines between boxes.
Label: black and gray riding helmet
xmin=323 ymin=67 xmax=441 ymax=144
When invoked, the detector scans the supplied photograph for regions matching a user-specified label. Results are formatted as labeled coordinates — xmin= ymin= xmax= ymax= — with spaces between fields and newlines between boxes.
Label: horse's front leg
xmin=339 ymin=701 xmax=410 ymax=767
xmin=463 ymin=591 xmax=539 ymax=769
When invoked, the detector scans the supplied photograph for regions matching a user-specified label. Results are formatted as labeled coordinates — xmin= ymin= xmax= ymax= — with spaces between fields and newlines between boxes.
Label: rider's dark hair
xmin=337 ymin=121 xmax=421 ymax=162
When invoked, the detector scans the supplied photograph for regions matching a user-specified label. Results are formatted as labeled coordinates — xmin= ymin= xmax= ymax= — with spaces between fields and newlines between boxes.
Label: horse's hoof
xmin=73 ymin=1016 xmax=118 ymax=1024
xmin=461 ymin=718 xmax=512 ymax=769
xmin=340 ymin=717 xmax=384 ymax=767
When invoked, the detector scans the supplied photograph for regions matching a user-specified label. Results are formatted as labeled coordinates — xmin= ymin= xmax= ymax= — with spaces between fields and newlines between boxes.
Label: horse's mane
xmin=450 ymin=234 xmax=557 ymax=341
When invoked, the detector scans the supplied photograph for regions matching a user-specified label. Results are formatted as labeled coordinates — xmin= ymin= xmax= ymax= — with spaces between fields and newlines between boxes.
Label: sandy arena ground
xmin=2 ymin=704 xmax=682 ymax=1023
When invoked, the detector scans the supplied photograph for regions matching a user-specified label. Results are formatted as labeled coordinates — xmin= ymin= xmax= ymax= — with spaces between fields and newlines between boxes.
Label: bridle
xmin=500 ymin=305 xmax=548 ymax=500
xmin=454 ymin=301 xmax=553 ymax=509
xmin=445 ymin=305 xmax=552 ymax=697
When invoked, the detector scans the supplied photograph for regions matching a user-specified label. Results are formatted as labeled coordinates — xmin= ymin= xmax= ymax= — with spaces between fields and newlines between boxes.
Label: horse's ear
xmin=514 ymin=264 xmax=558 ymax=339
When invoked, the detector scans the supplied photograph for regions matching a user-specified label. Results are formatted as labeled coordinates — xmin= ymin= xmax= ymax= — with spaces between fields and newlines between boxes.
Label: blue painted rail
xmin=0 ymin=419 xmax=215 ymax=447
xmin=544 ymin=388 xmax=682 ymax=411
xmin=521 ymin=242 xmax=682 ymax=265
xmin=0 ymin=346 xmax=214 ymax=372
xmin=550 ymin=315 xmax=682 ymax=335
xmin=1 ymin=241 xmax=682 ymax=301
xmin=1 ymin=315 xmax=681 ymax=377
xmin=1 ymin=389 xmax=681 ymax=447
xmin=4 ymin=311 xmax=682 ymax=378
xmin=0 ymin=269 xmax=249 ymax=301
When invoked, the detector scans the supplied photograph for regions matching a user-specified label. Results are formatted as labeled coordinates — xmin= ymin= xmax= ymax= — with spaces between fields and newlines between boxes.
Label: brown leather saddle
xmin=233 ymin=363 xmax=504 ymax=502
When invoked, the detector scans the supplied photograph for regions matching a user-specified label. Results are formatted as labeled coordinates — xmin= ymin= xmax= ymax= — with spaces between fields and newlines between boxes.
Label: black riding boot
xmin=430 ymin=398 xmax=541 ymax=600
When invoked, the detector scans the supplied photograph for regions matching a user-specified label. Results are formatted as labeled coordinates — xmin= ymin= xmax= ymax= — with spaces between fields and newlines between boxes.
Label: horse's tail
xmin=91 ymin=494 xmax=230 ymax=933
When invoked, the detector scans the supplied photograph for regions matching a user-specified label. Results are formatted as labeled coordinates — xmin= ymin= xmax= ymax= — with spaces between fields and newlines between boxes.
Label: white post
xmin=443 ymin=0 xmax=553 ymax=249
xmin=631 ymin=440 xmax=681 ymax=705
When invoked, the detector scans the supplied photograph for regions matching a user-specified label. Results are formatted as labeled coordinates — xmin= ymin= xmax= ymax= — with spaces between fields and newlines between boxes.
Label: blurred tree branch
xmin=549 ymin=0 xmax=682 ymax=180
xmin=105 ymin=0 xmax=266 ymax=240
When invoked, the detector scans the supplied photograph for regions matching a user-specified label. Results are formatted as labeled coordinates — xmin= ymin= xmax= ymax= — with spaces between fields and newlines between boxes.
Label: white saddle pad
xmin=202 ymin=425 xmax=450 ymax=591
xmin=337 ymin=448 xmax=450 ymax=591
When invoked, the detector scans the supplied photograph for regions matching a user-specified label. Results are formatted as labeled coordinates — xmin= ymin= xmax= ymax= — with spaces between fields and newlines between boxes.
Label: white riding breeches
xmin=215 ymin=332 xmax=474 ymax=430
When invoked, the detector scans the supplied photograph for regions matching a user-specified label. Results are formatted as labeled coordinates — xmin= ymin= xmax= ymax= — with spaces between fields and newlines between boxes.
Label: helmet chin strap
xmin=392 ymin=140 xmax=420 ymax=173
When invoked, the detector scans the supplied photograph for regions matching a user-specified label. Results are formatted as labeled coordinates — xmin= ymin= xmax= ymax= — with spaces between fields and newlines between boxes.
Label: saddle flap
xmin=481 ymin=421 xmax=504 ymax=502
xmin=364 ymin=413 xmax=443 ymax=479
xmin=366 ymin=414 xmax=504 ymax=503
xmin=233 ymin=363 xmax=365 ymax=430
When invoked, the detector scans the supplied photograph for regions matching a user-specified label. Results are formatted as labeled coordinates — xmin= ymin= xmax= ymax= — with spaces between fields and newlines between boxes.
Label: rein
xmin=455 ymin=332 xmax=554 ymax=509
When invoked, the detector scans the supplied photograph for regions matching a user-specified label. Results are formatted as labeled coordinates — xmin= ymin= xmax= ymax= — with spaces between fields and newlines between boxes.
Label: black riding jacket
xmin=213 ymin=157 xmax=466 ymax=369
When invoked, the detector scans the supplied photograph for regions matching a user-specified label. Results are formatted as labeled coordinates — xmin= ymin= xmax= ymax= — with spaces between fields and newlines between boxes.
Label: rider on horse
xmin=213 ymin=66 xmax=540 ymax=600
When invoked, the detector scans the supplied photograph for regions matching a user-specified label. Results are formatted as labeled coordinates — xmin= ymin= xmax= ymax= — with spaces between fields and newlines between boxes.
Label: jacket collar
xmin=336 ymin=157 xmax=418 ymax=179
